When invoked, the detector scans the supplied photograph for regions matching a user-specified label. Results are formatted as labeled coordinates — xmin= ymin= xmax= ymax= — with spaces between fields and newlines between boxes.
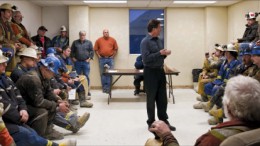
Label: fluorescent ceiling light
xmin=83 ymin=0 xmax=127 ymax=3
xmin=173 ymin=1 xmax=216 ymax=4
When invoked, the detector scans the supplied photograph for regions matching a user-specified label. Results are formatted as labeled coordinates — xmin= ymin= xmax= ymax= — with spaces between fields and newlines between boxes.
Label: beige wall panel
xmin=166 ymin=8 xmax=205 ymax=86
xmin=205 ymin=7 xmax=227 ymax=53
xmin=69 ymin=6 xmax=90 ymax=46
xmin=42 ymin=6 xmax=68 ymax=39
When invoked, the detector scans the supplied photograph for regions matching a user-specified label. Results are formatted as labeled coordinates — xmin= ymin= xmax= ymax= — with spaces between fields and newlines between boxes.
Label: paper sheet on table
xmin=68 ymin=89 xmax=76 ymax=100
xmin=108 ymin=70 xmax=118 ymax=73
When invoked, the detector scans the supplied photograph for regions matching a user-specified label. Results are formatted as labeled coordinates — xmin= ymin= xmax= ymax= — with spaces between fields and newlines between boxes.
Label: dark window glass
xmin=129 ymin=9 xmax=164 ymax=54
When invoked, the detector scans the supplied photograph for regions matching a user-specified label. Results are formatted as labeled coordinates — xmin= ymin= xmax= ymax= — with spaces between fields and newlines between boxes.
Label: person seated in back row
xmin=133 ymin=55 xmax=144 ymax=95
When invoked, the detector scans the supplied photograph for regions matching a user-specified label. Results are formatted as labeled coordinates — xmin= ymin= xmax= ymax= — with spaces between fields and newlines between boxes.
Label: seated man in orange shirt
xmin=94 ymin=29 xmax=118 ymax=93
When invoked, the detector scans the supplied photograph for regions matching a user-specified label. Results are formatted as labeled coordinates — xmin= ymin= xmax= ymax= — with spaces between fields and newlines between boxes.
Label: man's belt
xmin=100 ymin=55 xmax=113 ymax=58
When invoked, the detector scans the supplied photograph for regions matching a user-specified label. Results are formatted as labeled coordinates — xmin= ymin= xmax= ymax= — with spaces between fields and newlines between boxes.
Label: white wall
xmin=205 ymin=7 xmax=228 ymax=53
xmin=42 ymin=6 xmax=68 ymax=39
xmin=1 ymin=1 xmax=41 ymax=37
xmin=69 ymin=5 xmax=90 ymax=45
xmin=228 ymin=1 xmax=260 ymax=42
xmin=166 ymin=8 xmax=205 ymax=86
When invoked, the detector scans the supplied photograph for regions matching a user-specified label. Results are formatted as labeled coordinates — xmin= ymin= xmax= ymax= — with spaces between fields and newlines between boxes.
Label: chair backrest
xmin=220 ymin=128 xmax=260 ymax=146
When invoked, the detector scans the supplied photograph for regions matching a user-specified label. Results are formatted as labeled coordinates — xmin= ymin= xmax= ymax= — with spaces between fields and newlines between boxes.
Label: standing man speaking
xmin=141 ymin=19 xmax=175 ymax=138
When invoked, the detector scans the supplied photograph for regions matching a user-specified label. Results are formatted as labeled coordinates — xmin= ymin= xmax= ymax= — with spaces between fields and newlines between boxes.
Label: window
xmin=129 ymin=9 xmax=165 ymax=54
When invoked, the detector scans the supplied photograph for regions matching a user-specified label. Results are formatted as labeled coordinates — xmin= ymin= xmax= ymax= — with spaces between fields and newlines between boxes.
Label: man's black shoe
xmin=168 ymin=125 xmax=176 ymax=131
xmin=134 ymin=89 xmax=140 ymax=95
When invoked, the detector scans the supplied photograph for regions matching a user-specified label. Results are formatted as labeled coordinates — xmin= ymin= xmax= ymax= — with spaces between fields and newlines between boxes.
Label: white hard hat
xmin=0 ymin=50 xmax=9 ymax=63
xmin=18 ymin=47 xmax=38 ymax=59
xmin=215 ymin=44 xmax=224 ymax=51
xmin=245 ymin=12 xmax=258 ymax=19
xmin=60 ymin=25 xmax=67 ymax=31
xmin=224 ymin=44 xmax=238 ymax=52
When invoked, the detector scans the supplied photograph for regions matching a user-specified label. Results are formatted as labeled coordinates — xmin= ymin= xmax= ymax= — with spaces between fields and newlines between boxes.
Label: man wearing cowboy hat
xmin=238 ymin=12 xmax=259 ymax=43
xmin=0 ymin=3 xmax=23 ymax=72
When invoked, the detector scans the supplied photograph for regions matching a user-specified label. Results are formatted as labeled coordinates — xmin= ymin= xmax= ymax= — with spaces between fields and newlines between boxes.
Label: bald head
xmin=103 ymin=29 xmax=109 ymax=39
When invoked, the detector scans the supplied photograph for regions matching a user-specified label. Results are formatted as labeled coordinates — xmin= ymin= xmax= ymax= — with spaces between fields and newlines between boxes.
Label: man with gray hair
xmin=71 ymin=31 xmax=93 ymax=108
xmin=150 ymin=75 xmax=260 ymax=146
xmin=195 ymin=75 xmax=260 ymax=146
xmin=11 ymin=10 xmax=34 ymax=47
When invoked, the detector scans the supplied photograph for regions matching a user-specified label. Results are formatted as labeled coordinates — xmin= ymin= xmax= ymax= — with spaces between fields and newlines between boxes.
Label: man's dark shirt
xmin=141 ymin=34 xmax=165 ymax=68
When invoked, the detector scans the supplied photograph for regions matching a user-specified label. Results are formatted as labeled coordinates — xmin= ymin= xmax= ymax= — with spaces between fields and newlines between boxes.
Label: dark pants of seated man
xmin=26 ymin=105 xmax=56 ymax=137
xmin=134 ymin=75 xmax=144 ymax=94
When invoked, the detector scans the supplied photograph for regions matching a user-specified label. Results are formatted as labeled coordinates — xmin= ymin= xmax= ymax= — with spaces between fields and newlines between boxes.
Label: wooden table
xmin=103 ymin=68 xmax=180 ymax=104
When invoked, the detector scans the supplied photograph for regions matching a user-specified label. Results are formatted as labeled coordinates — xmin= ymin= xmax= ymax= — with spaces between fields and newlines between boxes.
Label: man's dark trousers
xmin=144 ymin=67 xmax=168 ymax=127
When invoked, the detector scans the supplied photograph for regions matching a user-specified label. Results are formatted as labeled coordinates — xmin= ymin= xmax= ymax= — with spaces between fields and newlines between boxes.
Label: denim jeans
xmin=53 ymin=112 xmax=78 ymax=131
xmin=75 ymin=61 xmax=90 ymax=91
xmin=11 ymin=126 xmax=58 ymax=146
xmin=99 ymin=58 xmax=114 ymax=91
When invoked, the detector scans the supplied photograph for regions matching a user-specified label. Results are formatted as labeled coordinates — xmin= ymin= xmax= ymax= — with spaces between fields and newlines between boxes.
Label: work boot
xmin=69 ymin=105 xmax=78 ymax=112
xmin=201 ymin=101 xmax=211 ymax=112
xmin=197 ymin=95 xmax=208 ymax=102
xmin=79 ymin=91 xmax=93 ymax=108
xmin=208 ymin=105 xmax=218 ymax=116
xmin=80 ymin=101 xmax=93 ymax=108
xmin=196 ymin=96 xmax=202 ymax=101
xmin=211 ymin=108 xmax=223 ymax=119
xmin=208 ymin=116 xmax=223 ymax=125
xmin=45 ymin=127 xmax=64 ymax=140
xmin=208 ymin=108 xmax=224 ymax=125
xmin=59 ymin=139 xmax=77 ymax=146
xmin=78 ymin=112 xmax=90 ymax=128
xmin=86 ymin=96 xmax=91 ymax=100
xmin=67 ymin=124 xmax=79 ymax=133
xmin=70 ymin=100 xmax=79 ymax=105
xmin=193 ymin=102 xmax=203 ymax=109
